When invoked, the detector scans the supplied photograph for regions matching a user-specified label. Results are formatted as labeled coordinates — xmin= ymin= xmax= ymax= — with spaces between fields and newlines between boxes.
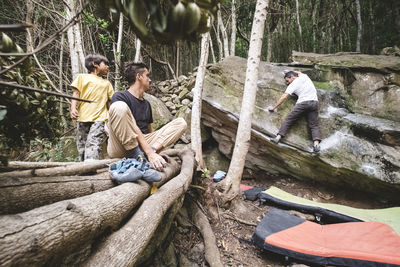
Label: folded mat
xmin=252 ymin=208 xmax=400 ymax=266
xmin=259 ymin=186 xmax=400 ymax=234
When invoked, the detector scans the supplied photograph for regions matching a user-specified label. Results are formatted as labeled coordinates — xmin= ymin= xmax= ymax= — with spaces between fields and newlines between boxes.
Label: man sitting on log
xmin=107 ymin=62 xmax=187 ymax=171
xmin=268 ymin=70 xmax=321 ymax=152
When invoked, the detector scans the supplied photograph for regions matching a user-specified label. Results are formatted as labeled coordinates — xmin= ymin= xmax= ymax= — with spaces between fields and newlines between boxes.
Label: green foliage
xmin=201 ymin=168 xmax=210 ymax=178
xmin=83 ymin=10 xmax=114 ymax=52
xmin=0 ymin=36 xmax=64 ymax=156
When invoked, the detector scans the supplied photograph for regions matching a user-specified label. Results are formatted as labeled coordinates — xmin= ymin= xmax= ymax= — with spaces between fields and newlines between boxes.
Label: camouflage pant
xmin=76 ymin=121 xmax=105 ymax=161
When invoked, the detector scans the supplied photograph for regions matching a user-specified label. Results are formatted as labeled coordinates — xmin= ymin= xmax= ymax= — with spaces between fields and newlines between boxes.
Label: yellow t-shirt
xmin=71 ymin=74 xmax=114 ymax=122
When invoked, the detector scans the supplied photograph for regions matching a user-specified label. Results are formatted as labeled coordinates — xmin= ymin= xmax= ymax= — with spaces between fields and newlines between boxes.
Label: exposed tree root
xmin=190 ymin=200 xmax=224 ymax=267
xmin=83 ymin=148 xmax=195 ymax=267
xmin=0 ymin=156 xmax=180 ymax=214
xmin=0 ymin=150 xmax=183 ymax=266
xmin=0 ymin=159 xmax=118 ymax=178
xmin=0 ymin=180 xmax=150 ymax=266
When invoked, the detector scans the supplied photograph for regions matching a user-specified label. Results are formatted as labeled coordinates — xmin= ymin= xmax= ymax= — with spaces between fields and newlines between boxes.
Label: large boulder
xmin=201 ymin=55 xmax=400 ymax=202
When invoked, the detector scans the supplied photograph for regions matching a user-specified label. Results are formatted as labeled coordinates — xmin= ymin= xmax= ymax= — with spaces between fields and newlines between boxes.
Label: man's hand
xmin=70 ymin=107 xmax=79 ymax=119
xmin=267 ymin=106 xmax=275 ymax=112
xmin=147 ymin=151 xmax=167 ymax=171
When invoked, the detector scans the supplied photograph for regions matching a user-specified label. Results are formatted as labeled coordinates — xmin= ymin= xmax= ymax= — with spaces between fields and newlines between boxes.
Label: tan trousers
xmin=107 ymin=101 xmax=187 ymax=158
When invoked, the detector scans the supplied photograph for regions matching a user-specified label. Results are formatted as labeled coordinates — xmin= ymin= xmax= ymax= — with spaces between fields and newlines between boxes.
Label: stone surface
xmin=144 ymin=93 xmax=173 ymax=131
xmin=292 ymin=51 xmax=400 ymax=122
xmin=201 ymin=56 xmax=400 ymax=202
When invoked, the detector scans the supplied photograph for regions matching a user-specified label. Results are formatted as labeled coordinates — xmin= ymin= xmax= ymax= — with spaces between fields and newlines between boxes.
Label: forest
xmin=0 ymin=0 xmax=399 ymax=155
xmin=1 ymin=1 xmax=400 ymax=266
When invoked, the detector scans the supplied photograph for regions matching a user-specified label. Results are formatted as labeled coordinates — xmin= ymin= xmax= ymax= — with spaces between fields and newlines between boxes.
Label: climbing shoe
xmin=109 ymin=158 xmax=143 ymax=184
xmin=270 ymin=137 xmax=280 ymax=144
xmin=137 ymin=155 xmax=162 ymax=182
xmin=313 ymin=144 xmax=321 ymax=153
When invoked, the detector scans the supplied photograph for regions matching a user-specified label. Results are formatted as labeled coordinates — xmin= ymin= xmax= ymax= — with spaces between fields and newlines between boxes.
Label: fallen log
xmin=84 ymin=148 xmax=195 ymax=267
xmin=0 ymin=159 xmax=117 ymax=178
xmin=0 ymin=152 xmax=182 ymax=266
xmin=0 ymin=157 xmax=180 ymax=215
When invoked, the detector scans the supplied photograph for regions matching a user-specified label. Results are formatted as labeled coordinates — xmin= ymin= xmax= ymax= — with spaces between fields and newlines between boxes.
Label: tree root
xmin=190 ymin=200 xmax=224 ymax=267
xmin=0 ymin=159 xmax=118 ymax=178
xmin=222 ymin=212 xmax=257 ymax=226
xmin=83 ymin=148 xmax=195 ymax=267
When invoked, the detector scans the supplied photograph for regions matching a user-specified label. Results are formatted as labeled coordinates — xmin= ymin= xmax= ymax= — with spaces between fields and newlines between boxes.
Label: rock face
xmin=200 ymin=55 xmax=400 ymax=202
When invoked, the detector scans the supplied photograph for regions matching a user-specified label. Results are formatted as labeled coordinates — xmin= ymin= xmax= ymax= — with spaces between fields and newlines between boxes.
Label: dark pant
xmin=278 ymin=101 xmax=321 ymax=141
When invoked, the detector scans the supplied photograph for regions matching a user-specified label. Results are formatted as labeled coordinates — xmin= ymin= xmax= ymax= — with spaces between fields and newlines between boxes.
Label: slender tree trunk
xmin=214 ymin=24 xmax=223 ymax=61
xmin=295 ymin=0 xmax=303 ymax=51
xmin=114 ymin=12 xmax=124 ymax=89
xmin=393 ymin=0 xmax=400 ymax=47
xmin=59 ymin=30 xmax=67 ymax=122
xmin=134 ymin=37 xmax=141 ymax=62
xmin=175 ymin=41 xmax=180 ymax=77
xmin=221 ymin=0 xmax=269 ymax=199
xmin=230 ymin=0 xmax=237 ymax=56
xmin=368 ymin=0 xmax=376 ymax=53
xmin=209 ymin=36 xmax=216 ymax=63
xmin=191 ymin=33 xmax=210 ymax=169
xmin=266 ymin=23 xmax=272 ymax=62
xmin=317 ymin=0 xmax=325 ymax=53
xmin=312 ymin=0 xmax=317 ymax=52
xmin=26 ymin=0 xmax=34 ymax=53
xmin=217 ymin=7 xmax=230 ymax=58
xmin=355 ymin=0 xmax=362 ymax=52
xmin=65 ymin=0 xmax=85 ymax=79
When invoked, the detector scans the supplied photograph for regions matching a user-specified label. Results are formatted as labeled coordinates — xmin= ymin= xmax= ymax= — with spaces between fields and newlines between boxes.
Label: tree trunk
xmin=266 ymin=24 xmax=272 ymax=62
xmin=209 ymin=35 xmax=216 ymax=63
xmin=393 ymin=0 xmax=400 ymax=47
xmin=191 ymin=33 xmax=210 ymax=169
xmin=355 ymin=0 xmax=362 ymax=52
xmin=0 ymin=158 xmax=180 ymax=214
xmin=175 ymin=41 xmax=180 ymax=77
xmin=83 ymin=149 xmax=195 ymax=267
xmin=295 ymin=0 xmax=303 ymax=51
xmin=214 ymin=24 xmax=223 ymax=61
xmin=65 ymin=0 xmax=85 ymax=79
xmin=221 ymin=0 xmax=269 ymax=199
xmin=368 ymin=0 xmax=376 ymax=53
xmin=59 ymin=29 xmax=67 ymax=123
xmin=217 ymin=7 xmax=230 ymax=58
xmin=230 ymin=0 xmax=237 ymax=56
xmin=26 ymin=0 xmax=34 ymax=53
xmin=115 ymin=12 xmax=124 ymax=89
xmin=134 ymin=37 xmax=141 ymax=62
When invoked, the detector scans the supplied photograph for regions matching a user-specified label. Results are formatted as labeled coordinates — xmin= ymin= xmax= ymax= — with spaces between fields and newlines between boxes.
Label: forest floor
xmin=173 ymin=169 xmax=392 ymax=267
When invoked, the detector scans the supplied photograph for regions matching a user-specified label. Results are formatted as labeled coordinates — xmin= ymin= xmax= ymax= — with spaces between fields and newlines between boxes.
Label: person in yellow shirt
xmin=70 ymin=54 xmax=114 ymax=161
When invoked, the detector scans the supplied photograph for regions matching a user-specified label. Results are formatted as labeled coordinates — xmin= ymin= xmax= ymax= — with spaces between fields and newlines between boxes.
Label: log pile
xmin=0 ymin=148 xmax=195 ymax=266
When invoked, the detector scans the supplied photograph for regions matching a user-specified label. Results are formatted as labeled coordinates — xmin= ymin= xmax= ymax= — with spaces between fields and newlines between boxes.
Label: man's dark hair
xmin=84 ymin=54 xmax=109 ymax=73
xmin=284 ymin=71 xmax=298 ymax=79
xmin=124 ymin=62 xmax=149 ymax=85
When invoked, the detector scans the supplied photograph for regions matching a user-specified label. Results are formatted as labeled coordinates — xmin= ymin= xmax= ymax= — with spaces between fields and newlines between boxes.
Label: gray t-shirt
xmin=285 ymin=74 xmax=318 ymax=104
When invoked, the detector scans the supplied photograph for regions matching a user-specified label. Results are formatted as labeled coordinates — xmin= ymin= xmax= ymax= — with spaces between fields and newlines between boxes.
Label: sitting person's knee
xmin=110 ymin=101 xmax=130 ymax=115
xmin=175 ymin=117 xmax=187 ymax=131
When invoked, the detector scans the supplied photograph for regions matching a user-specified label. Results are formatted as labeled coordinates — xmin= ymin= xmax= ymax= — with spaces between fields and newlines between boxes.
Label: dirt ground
xmin=172 ymin=169 xmax=393 ymax=267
